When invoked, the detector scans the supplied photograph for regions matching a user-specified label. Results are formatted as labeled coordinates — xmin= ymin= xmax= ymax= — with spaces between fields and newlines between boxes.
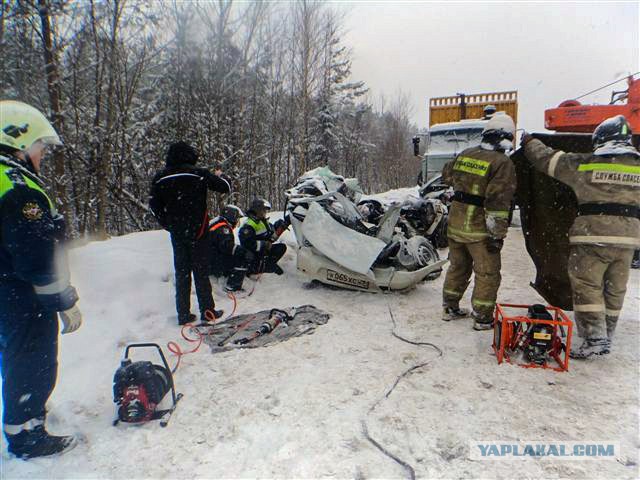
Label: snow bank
xmin=1 ymin=225 xmax=638 ymax=479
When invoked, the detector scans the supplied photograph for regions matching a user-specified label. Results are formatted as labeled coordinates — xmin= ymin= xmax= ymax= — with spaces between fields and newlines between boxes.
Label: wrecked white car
xmin=284 ymin=167 xmax=447 ymax=292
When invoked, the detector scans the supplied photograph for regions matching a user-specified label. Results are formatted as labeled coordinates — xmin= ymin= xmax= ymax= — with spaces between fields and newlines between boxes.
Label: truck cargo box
xmin=429 ymin=90 xmax=518 ymax=126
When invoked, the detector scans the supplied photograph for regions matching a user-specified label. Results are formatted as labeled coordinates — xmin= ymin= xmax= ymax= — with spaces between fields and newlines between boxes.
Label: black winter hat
xmin=166 ymin=141 xmax=198 ymax=166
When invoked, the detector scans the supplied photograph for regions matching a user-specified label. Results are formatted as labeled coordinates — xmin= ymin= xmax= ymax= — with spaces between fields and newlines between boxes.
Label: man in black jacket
xmin=149 ymin=142 xmax=231 ymax=325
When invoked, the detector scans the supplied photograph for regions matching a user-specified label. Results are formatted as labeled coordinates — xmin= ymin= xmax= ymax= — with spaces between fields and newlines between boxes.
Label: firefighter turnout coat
xmin=441 ymin=145 xmax=517 ymax=319
xmin=524 ymin=139 xmax=640 ymax=249
xmin=524 ymin=138 xmax=640 ymax=339
xmin=442 ymin=146 xmax=517 ymax=243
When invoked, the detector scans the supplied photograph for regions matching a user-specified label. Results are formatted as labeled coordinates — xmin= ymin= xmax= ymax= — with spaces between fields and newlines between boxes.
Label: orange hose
xmin=167 ymin=292 xmax=238 ymax=372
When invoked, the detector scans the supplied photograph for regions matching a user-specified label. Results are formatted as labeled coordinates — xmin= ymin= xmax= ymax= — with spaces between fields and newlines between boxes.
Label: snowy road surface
xmin=1 ymin=223 xmax=638 ymax=479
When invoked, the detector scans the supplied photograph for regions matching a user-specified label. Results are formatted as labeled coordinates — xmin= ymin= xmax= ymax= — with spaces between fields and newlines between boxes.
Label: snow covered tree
xmin=1 ymin=0 xmax=420 ymax=236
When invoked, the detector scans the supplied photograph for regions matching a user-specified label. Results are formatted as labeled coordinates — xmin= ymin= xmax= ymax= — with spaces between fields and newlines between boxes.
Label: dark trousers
xmin=0 ymin=284 xmax=58 ymax=426
xmin=211 ymin=250 xmax=249 ymax=291
xmin=250 ymin=243 xmax=287 ymax=274
xmin=210 ymin=251 xmax=241 ymax=278
xmin=170 ymin=234 xmax=215 ymax=319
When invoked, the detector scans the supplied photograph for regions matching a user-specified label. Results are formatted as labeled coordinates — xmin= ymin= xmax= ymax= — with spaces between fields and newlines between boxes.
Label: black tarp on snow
xmin=202 ymin=305 xmax=330 ymax=352
xmin=511 ymin=133 xmax=593 ymax=311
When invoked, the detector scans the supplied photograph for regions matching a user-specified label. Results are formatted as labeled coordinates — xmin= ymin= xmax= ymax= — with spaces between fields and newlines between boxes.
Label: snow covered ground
xmin=1 ymin=216 xmax=638 ymax=479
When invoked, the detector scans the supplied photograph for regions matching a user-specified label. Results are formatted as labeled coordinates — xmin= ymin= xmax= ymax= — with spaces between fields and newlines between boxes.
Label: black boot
xmin=224 ymin=284 xmax=244 ymax=293
xmin=472 ymin=310 xmax=494 ymax=331
xmin=442 ymin=306 xmax=469 ymax=321
xmin=225 ymin=267 xmax=247 ymax=292
xmin=178 ymin=313 xmax=197 ymax=325
xmin=202 ymin=309 xmax=224 ymax=322
xmin=6 ymin=425 xmax=76 ymax=459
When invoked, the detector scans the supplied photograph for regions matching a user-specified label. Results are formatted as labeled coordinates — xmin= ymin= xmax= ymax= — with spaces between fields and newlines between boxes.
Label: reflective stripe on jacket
xmin=442 ymin=146 xmax=516 ymax=243
xmin=0 ymin=156 xmax=77 ymax=312
xmin=524 ymin=139 xmax=640 ymax=248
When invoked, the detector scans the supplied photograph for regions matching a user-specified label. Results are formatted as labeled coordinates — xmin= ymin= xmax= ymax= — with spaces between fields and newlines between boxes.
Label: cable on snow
xmin=361 ymin=304 xmax=443 ymax=480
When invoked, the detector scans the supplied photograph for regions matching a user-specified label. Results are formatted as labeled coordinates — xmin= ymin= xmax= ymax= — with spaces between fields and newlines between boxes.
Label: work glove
xmin=486 ymin=238 xmax=504 ymax=254
xmin=520 ymin=131 xmax=534 ymax=147
xmin=59 ymin=304 xmax=83 ymax=334
xmin=485 ymin=214 xmax=509 ymax=239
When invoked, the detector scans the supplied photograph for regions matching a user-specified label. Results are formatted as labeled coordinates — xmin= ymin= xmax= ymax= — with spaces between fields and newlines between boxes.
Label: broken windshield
xmin=427 ymin=127 xmax=484 ymax=156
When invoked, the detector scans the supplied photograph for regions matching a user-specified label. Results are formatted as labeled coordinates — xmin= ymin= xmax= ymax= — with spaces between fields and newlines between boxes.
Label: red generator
xmin=492 ymin=303 xmax=573 ymax=372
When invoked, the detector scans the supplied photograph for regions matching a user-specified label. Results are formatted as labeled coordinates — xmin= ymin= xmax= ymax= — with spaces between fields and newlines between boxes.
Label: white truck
xmin=413 ymin=90 xmax=518 ymax=185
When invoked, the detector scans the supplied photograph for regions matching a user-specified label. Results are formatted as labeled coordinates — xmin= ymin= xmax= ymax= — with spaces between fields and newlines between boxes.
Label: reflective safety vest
xmin=244 ymin=217 xmax=270 ymax=239
xmin=0 ymin=158 xmax=74 ymax=312
xmin=209 ymin=219 xmax=231 ymax=233
xmin=0 ymin=161 xmax=55 ymax=212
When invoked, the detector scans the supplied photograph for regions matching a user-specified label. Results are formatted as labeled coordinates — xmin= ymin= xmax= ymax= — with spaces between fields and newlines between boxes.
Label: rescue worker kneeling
xmin=239 ymin=198 xmax=288 ymax=277
xmin=209 ymin=205 xmax=252 ymax=292
xmin=522 ymin=115 xmax=640 ymax=359
xmin=441 ymin=114 xmax=517 ymax=330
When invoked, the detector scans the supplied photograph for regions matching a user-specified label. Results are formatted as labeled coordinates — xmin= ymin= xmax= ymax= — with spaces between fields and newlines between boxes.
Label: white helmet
xmin=483 ymin=105 xmax=497 ymax=117
xmin=0 ymin=100 xmax=62 ymax=151
xmin=482 ymin=113 xmax=515 ymax=141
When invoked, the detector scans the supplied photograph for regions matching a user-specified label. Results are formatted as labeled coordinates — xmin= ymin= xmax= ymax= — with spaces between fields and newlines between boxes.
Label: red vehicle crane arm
xmin=545 ymin=75 xmax=640 ymax=133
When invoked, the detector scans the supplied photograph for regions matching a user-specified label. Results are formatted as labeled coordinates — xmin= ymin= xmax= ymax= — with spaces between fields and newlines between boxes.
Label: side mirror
xmin=412 ymin=136 xmax=420 ymax=157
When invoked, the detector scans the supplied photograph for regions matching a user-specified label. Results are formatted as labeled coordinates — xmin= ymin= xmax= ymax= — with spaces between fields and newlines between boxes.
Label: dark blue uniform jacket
xmin=0 ymin=155 xmax=77 ymax=314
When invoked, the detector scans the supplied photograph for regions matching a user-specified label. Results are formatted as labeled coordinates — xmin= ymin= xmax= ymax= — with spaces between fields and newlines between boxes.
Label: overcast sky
xmin=339 ymin=1 xmax=639 ymax=131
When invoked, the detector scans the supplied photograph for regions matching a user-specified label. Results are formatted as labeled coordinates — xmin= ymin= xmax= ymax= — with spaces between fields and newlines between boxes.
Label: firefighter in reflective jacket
xmin=441 ymin=114 xmax=517 ymax=330
xmin=0 ymin=101 xmax=81 ymax=458
xmin=238 ymin=198 xmax=288 ymax=275
xmin=522 ymin=115 xmax=640 ymax=359
xmin=209 ymin=205 xmax=253 ymax=292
